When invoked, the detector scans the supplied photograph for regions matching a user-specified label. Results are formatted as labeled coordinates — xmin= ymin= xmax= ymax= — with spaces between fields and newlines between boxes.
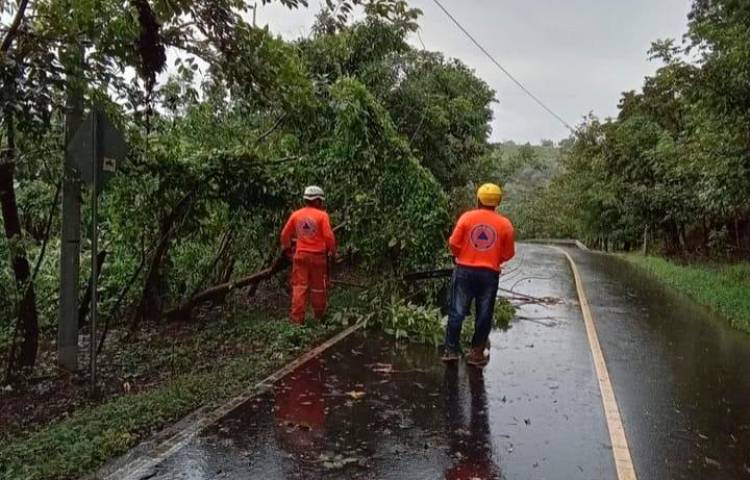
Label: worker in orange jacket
xmin=281 ymin=186 xmax=336 ymax=324
xmin=443 ymin=183 xmax=515 ymax=366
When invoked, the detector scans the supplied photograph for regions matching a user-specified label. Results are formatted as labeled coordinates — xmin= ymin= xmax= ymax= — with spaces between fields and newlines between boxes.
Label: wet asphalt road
xmin=567 ymin=248 xmax=750 ymax=479
xmin=114 ymin=244 xmax=750 ymax=479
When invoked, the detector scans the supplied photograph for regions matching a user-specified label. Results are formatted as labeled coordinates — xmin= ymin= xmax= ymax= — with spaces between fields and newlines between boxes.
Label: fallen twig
xmin=498 ymin=287 xmax=548 ymax=304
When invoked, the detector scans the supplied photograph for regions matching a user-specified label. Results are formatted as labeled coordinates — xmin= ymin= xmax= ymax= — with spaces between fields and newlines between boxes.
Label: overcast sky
xmin=256 ymin=0 xmax=693 ymax=143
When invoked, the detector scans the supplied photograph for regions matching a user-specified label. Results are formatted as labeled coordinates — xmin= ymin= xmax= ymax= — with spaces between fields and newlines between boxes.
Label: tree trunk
xmin=131 ymin=191 xmax=195 ymax=330
xmin=702 ymin=218 xmax=710 ymax=255
xmin=1 ymin=79 xmax=39 ymax=371
xmin=678 ymin=225 xmax=687 ymax=253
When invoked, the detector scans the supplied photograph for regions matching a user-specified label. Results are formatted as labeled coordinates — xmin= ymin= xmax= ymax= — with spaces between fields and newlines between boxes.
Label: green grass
xmin=625 ymin=255 xmax=750 ymax=333
xmin=0 ymin=290 xmax=360 ymax=480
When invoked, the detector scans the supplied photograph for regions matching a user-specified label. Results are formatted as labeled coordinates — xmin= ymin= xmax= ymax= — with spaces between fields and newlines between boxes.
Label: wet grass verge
xmin=0 ymin=290 xmax=359 ymax=480
xmin=625 ymin=255 xmax=750 ymax=333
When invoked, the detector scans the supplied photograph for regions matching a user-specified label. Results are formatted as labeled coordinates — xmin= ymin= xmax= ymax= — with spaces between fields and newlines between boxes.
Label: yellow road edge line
xmin=552 ymin=246 xmax=638 ymax=480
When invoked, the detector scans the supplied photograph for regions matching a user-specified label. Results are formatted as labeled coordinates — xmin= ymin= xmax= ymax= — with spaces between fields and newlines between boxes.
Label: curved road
xmin=98 ymin=243 xmax=750 ymax=480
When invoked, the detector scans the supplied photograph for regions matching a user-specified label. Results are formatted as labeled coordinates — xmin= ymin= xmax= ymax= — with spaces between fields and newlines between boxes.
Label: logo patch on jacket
xmin=297 ymin=217 xmax=318 ymax=238
xmin=469 ymin=224 xmax=497 ymax=251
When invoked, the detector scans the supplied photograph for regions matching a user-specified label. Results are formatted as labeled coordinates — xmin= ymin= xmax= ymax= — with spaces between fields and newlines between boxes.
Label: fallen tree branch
xmin=163 ymin=253 xmax=289 ymax=320
xmin=163 ymin=222 xmax=347 ymax=321
xmin=497 ymin=287 xmax=543 ymax=303
xmin=188 ymin=227 xmax=234 ymax=300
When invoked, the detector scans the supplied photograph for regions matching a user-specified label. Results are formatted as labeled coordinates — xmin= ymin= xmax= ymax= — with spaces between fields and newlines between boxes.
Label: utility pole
xmin=252 ymin=1 xmax=257 ymax=27
xmin=57 ymin=42 xmax=84 ymax=371
xmin=88 ymin=111 xmax=99 ymax=393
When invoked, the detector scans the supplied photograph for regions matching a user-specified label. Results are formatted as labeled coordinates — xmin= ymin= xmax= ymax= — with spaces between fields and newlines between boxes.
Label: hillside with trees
xmin=487 ymin=141 xmax=568 ymax=240
xmin=518 ymin=0 xmax=750 ymax=257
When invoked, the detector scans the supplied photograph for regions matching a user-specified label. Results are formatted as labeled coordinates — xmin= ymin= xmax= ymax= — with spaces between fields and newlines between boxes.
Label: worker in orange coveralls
xmin=280 ymin=186 xmax=336 ymax=324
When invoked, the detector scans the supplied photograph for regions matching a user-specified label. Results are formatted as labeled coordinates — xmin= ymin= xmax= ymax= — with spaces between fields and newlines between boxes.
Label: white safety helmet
xmin=303 ymin=185 xmax=325 ymax=201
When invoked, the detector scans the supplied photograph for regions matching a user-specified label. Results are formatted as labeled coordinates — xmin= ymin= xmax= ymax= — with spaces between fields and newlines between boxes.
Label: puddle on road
xmin=151 ymin=334 xmax=499 ymax=479
xmin=148 ymin=244 xmax=614 ymax=480
xmin=136 ymin=245 xmax=750 ymax=480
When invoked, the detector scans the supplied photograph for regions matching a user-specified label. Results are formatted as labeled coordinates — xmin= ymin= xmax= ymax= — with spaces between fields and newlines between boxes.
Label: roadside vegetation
xmin=0 ymin=288 xmax=356 ymax=480
xmin=485 ymin=141 xmax=568 ymax=240
xmin=0 ymin=2 xmax=496 ymax=380
xmin=625 ymin=256 xmax=750 ymax=333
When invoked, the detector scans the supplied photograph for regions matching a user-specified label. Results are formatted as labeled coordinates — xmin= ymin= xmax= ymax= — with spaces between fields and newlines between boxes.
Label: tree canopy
xmin=514 ymin=0 xmax=750 ymax=256
xmin=0 ymin=1 xmax=495 ymax=376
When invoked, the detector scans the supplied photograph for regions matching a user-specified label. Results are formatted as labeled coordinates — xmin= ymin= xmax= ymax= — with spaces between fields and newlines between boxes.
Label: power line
xmin=429 ymin=0 xmax=575 ymax=133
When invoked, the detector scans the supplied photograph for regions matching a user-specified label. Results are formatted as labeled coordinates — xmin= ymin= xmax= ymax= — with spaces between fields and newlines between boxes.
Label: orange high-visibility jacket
xmin=449 ymin=209 xmax=515 ymax=272
xmin=281 ymin=206 xmax=336 ymax=255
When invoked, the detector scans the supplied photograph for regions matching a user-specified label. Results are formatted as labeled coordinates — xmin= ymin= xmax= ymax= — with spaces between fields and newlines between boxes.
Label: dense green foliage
xmin=626 ymin=255 xmax=750 ymax=332
xmin=512 ymin=1 xmax=750 ymax=257
xmin=0 ymin=1 xmax=496 ymax=376
xmin=360 ymin=295 xmax=513 ymax=347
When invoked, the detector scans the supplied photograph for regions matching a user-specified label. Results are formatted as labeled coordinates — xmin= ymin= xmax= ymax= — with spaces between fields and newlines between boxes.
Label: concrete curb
xmin=88 ymin=322 xmax=362 ymax=480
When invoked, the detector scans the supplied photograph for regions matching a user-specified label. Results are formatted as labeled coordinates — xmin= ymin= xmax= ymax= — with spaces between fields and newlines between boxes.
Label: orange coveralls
xmin=280 ymin=207 xmax=336 ymax=324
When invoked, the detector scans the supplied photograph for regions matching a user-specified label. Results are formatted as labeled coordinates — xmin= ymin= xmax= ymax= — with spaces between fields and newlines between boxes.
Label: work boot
xmin=466 ymin=345 xmax=489 ymax=367
xmin=441 ymin=347 xmax=461 ymax=363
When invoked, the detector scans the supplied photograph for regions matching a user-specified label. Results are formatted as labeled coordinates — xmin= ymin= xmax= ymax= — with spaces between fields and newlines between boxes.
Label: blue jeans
xmin=445 ymin=266 xmax=500 ymax=352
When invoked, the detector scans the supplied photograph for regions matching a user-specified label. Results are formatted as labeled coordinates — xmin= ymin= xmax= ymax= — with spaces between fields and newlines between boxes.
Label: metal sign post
xmin=67 ymin=109 xmax=126 ymax=393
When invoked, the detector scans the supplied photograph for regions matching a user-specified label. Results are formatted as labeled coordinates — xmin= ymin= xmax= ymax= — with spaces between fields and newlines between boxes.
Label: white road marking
xmin=552 ymin=246 xmax=638 ymax=480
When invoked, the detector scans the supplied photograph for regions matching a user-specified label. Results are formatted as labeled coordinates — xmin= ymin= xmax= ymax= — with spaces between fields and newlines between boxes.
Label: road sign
xmin=67 ymin=110 xmax=126 ymax=193
xmin=66 ymin=108 xmax=126 ymax=393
